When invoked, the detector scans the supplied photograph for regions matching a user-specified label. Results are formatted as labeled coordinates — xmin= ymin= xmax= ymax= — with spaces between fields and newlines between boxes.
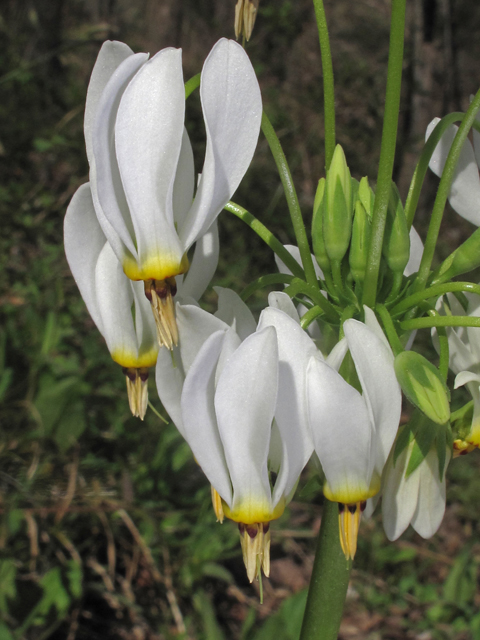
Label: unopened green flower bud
xmin=349 ymin=198 xmax=371 ymax=283
xmin=357 ymin=176 xmax=374 ymax=219
xmin=323 ymin=145 xmax=353 ymax=262
xmin=311 ymin=178 xmax=330 ymax=272
xmin=394 ymin=351 xmax=450 ymax=425
xmin=383 ymin=183 xmax=410 ymax=274
xmin=435 ymin=226 xmax=480 ymax=282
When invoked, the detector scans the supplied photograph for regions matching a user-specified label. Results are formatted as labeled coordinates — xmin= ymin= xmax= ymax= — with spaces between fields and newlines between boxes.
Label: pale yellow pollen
xmin=453 ymin=438 xmax=477 ymax=457
xmin=338 ymin=501 xmax=365 ymax=561
xmin=238 ymin=522 xmax=271 ymax=583
xmin=124 ymin=367 xmax=149 ymax=420
xmin=234 ymin=0 xmax=259 ymax=41
xmin=144 ymin=278 xmax=179 ymax=350
xmin=211 ymin=487 xmax=225 ymax=523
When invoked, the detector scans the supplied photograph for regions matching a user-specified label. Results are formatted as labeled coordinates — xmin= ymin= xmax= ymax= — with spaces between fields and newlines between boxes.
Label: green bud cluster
xmin=310 ymin=145 xmax=411 ymax=301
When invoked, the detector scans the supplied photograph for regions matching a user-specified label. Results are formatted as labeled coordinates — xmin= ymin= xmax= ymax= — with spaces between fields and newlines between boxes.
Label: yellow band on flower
xmin=323 ymin=472 xmax=381 ymax=505
xmin=111 ymin=345 xmax=158 ymax=369
xmin=123 ymin=252 xmax=189 ymax=282
xmin=223 ymin=496 xmax=286 ymax=525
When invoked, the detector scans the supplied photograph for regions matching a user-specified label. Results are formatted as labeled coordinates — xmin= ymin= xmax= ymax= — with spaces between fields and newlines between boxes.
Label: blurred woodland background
xmin=2 ymin=0 xmax=480 ymax=638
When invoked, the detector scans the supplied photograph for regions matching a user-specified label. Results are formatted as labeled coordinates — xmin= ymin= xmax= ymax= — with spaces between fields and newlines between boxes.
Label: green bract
xmin=394 ymin=351 xmax=450 ymax=425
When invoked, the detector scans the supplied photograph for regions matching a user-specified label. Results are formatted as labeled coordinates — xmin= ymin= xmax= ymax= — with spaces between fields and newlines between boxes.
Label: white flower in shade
xmin=80 ymin=37 xmax=262 ymax=348
xmin=64 ymin=181 xmax=219 ymax=419
xmin=156 ymin=290 xmax=322 ymax=581
xmin=382 ymin=433 xmax=450 ymax=541
xmin=435 ymin=292 xmax=480 ymax=453
xmin=426 ymin=115 xmax=480 ymax=226
xmin=306 ymin=309 xmax=402 ymax=559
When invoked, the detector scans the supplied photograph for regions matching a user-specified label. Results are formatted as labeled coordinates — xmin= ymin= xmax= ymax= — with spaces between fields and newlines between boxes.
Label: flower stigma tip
xmin=144 ymin=278 xmax=179 ymax=350
xmin=238 ymin=521 xmax=270 ymax=583
xmin=338 ymin=501 xmax=366 ymax=561
xmin=211 ymin=487 xmax=224 ymax=523
xmin=123 ymin=367 xmax=149 ymax=420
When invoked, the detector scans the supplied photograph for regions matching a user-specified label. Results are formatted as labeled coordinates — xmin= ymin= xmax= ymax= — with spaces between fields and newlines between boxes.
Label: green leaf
xmin=0 ymin=560 xmax=17 ymax=613
xmin=443 ymin=552 xmax=477 ymax=606
xmin=54 ymin=401 xmax=86 ymax=453
xmin=33 ymin=375 xmax=80 ymax=434
xmin=193 ymin=589 xmax=226 ymax=640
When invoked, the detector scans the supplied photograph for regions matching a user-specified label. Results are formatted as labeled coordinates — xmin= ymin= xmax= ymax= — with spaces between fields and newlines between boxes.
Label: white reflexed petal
xmin=267 ymin=291 xmax=300 ymax=323
xmin=215 ymin=326 xmax=242 ymax=384
xmin=115 ymin=48 xmax=185 ymax=265
xmin=176 ymin=304 xmax=230 ymax=373
xmin=181 ymin=331 xmax=233 ymax=505
xmin=172 ymin=129 xmax=195 ymax=231
xmin=426 ymin=118 xmax=451 ymax=178
xmin=95 ymin=243 xmax=137 ymax=358
xmin=426 ymin=119 xmax=480 ymax=225
xmin=156 ymin=345 xmax=186 ymax=436
xmin=307 ymin=356 xmax=374 ymax=498
xmin=275 ymin=245 xmax=323 ymax=279
xmin=180 ymin=222 xmax=219 ymax=301
xmin=215 ymin=327 xmax=278 ymax=513
xmin=64 ymin=183 xmax=106 ymax=335
xmin=258 ymin=308 xmax=315 ymax=500
xmin=92 ymin=52 xmax=149 ymax=258
xmin=448 ymin=328 xmax=476 ymax=374
xmin=84 ymin=41 xmax=134 ymax=166
xmin=410 ymin=448 xmax=449 ymax=538
xmin=214 ymin=287 xmax=257 ymax=340
xmin=344 ymin=319 xmax=401 ymax=471
xmin=326 ymin=338 xmax=347 ymax=370
xmin=362 ymin=307 xmax=392 ymax=355
xmin=404 ymin=226 xmax=423 ymax=276
xmin=447 ymin=137 xmax=480 ymax=226
xmin=454 ymin=370 xmax=480 ymax=389
xmin=382 ymin=443 xmax=420 ymax=541
xmin=180 ymin=39 xmax=262 ymax=249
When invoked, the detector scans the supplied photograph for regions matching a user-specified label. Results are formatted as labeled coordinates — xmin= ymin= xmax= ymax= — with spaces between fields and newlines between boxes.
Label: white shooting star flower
xmin=78 ymin=37 xmax=262 ymax=348
xmin=64 ymin=181 xmax=219 ymax=418
xmin=306 ymin=312 xmax=402 ymax=559
xmin=156 ymin=290 xmax=317 ymax=581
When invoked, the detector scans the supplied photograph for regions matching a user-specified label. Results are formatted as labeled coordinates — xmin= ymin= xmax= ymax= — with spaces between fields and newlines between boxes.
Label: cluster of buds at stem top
xmin=311 ymin=146 xmax=413 ymax=297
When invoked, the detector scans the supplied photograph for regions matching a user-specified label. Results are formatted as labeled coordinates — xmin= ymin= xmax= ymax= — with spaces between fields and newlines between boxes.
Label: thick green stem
xmin=400 ymin=316 xmax=480 ymax=331
xmin=261 ymin=112 xmax=319 ymax=287
xmin=362 ymin=0 xmax=406 ymax=309
xmin=241 ymin=273 xmax=295 ymax=301
xmin=224 ymin=201 xmax=305 ymax=279
xmin=390 ymin=282 xmax=480 ymax=316
xmin=376 ymin=304 xmax=403 ymax=356
xmin=185 ymin=73 xmax=200 ymax=98
xmin=300 ymin=305 xmax=324 ymax=330
xmin=299 ymin=499 xmax=351 ymax=640
xmin=413 ymin=88 xmax=480 ymax=293
xmin=312 ymin=0 xmax=335 ymax=169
